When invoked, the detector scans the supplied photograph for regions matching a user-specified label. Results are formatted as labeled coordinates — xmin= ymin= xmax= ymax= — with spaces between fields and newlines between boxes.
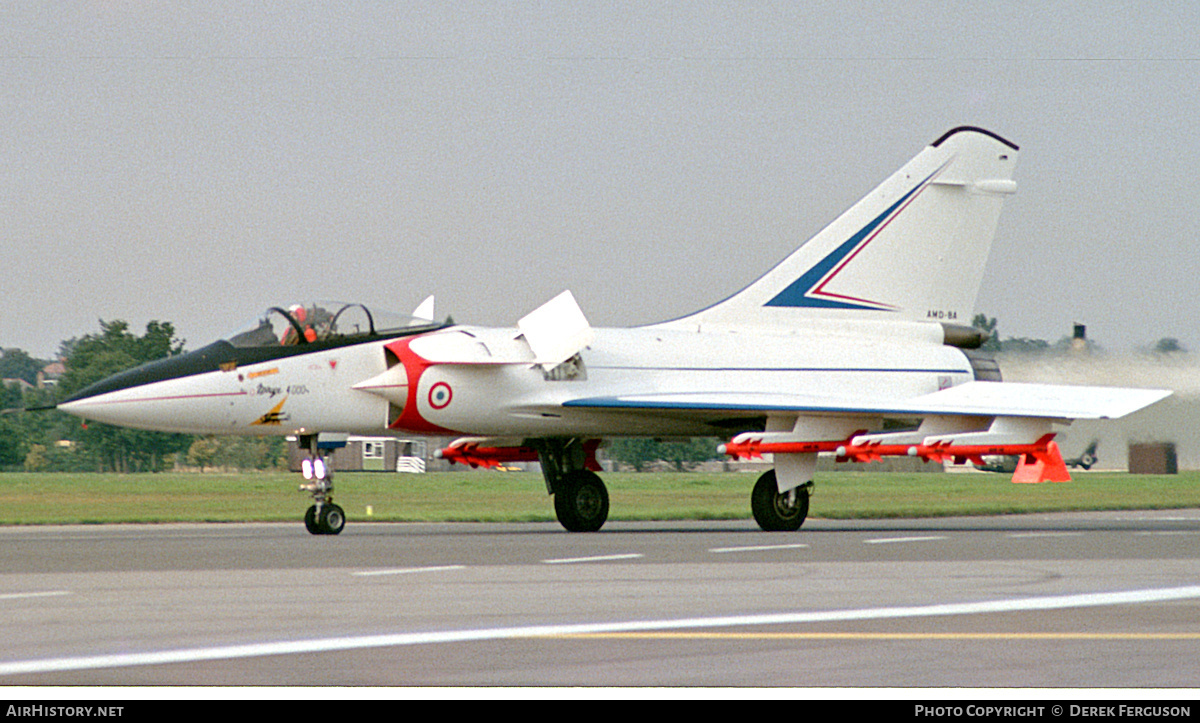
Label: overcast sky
xmin=3 ymin=1 xmax=1199 ymax=358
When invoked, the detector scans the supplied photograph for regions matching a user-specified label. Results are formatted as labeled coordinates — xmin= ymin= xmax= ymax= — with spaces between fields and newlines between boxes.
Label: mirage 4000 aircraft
xmin=58 ymin=127 xmax=1169 ymax=535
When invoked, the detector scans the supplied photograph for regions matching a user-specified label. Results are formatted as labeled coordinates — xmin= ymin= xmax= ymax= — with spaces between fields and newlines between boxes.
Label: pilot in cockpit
xmin=227 ymin=302 xmax=401 ymax=349
xmin=280 ymin=304 xmax=335 ymax=345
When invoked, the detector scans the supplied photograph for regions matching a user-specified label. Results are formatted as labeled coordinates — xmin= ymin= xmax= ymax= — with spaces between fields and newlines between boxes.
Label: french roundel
xmin=428 ymin=382 xmax=453 ymax=410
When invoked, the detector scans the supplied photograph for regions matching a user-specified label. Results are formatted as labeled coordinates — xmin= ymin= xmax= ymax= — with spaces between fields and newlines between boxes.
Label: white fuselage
xmin=59 ymin=318 xmax=975 ymax=440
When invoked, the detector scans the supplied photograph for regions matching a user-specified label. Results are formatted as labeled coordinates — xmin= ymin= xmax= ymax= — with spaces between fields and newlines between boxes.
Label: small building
xmin=287 ymin=436 xmax=429 ymax=473
xmin=37 ymin=361 xmax=65 ymax=389
xmin=2 ymin=378 xmax=33 ymax=392
xmin=1128 ymin=443 xmax=1178 ymax=475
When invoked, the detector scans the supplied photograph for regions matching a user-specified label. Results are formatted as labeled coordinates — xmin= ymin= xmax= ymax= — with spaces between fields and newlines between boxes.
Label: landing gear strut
xmin=298 ymin=435 xmax=345 ymax=535
xmin=535 ymin=438 xmax=609 ymax=532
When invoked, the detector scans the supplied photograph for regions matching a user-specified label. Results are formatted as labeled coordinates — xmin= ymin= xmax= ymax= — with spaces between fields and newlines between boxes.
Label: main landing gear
xmin=554 ymin=470 xmax=610 ymax=532
xmin=298 ymin=435 xmax=345 ymax=535
xmin=444 ymin=437 xmax=810 ymax=533
xmin=751 ymin=470 xmax=812 ymax=532
xmin=535 ymin=439 xmax=609 ymax=532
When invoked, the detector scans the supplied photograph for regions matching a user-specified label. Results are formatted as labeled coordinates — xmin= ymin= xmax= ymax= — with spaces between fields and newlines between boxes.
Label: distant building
xmin=998 ymin=353 xmax=1199 ymax=470
xmin=286 ymin=436 xmax=434 ymax=473
xmin=37 ymin=361 xmax=65 ymax=389
xmin=2 ymin=378 xmax=33 ymax=392
xmin=1070 ymin=323 xmax=1088 ymax=353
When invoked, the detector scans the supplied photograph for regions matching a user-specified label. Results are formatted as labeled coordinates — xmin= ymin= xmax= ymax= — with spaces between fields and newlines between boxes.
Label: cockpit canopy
xmin=225 ymin=301 xmax=441 ymax=349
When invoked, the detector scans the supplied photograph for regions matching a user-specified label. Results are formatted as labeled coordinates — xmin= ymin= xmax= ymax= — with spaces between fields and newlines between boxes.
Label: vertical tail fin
xmin=665 ymin=127 xmax=1019 ymax=328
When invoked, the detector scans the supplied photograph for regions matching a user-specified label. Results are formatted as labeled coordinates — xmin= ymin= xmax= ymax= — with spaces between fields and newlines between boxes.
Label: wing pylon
xmin=437 ymin=437 xmax=601 ymax=471
xmin=721 ymin=418 xmax=1074 ymax=484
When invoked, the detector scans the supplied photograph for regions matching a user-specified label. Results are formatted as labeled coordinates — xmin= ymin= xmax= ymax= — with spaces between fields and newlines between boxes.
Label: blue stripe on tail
xmin=765 ymin=171 xmax=935 ymax=310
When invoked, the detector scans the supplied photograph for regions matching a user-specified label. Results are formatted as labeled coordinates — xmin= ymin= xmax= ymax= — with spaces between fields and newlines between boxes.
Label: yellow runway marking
xmin=545 ymin=632 xmax=1200 ymax=641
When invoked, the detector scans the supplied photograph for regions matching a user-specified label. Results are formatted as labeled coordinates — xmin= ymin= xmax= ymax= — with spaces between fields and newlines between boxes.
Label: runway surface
xmin=1 ymin=510 xmax=1199 ymax=687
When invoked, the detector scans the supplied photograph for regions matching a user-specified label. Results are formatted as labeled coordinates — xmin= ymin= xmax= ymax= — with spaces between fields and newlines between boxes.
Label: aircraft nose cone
xmin=56 ymin=342 xmax=236 ymax=428
xmin=59 ymin=342 xmax=233 ymax=407
xmin=55 ymin=395 xmax=113 ymax=427
xmin=60 ymin=368 xmax=153 ymax=407
xmin=58 ymin=362 xmax=174 ymax=411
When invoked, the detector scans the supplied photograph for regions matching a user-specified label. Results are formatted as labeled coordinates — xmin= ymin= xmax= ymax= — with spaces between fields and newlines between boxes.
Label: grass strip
xmin=1 ymin=470 xmax=1199 ymax=525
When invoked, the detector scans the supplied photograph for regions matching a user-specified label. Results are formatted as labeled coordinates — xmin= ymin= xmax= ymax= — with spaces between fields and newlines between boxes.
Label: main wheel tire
xmin=751 ymin=470 xmax=809 ymax=531
xmin=319 ymin=503 xmax=346 ymax=535
xmin=304 ymin=505 xmax=323 ymax=535
xmin=554 ymin=470 xmax=610 ymax=532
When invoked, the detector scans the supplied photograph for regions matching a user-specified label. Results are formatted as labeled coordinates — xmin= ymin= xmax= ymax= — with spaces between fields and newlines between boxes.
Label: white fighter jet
xmin=58 ymin=127 xmax=1169 ymax=535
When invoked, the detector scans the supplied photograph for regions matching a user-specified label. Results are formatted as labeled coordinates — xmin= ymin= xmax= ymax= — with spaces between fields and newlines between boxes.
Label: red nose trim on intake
xmin=383 ymin=337 xmax=460 ymax=435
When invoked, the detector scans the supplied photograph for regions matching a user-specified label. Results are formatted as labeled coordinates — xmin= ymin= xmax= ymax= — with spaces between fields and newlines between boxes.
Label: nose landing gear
xmin=298 ymin=436 xmax=346 ymax=535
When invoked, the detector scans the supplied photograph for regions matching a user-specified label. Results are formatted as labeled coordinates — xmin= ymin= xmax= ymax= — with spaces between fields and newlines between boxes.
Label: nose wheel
xmin=304 ymin=501 xmax=346 ymax=535
xmin=298 ymin=439 xmax=346 ymax=535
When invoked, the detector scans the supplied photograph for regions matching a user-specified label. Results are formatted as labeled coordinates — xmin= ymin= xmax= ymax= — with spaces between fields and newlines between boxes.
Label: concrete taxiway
xmin=1 ymin=511 xmax=1198 ymax=687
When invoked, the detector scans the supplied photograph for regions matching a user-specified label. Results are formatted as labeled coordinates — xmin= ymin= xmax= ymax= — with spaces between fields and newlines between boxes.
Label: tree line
xmin=970 ymin=314 xmax=1188 ymax=355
